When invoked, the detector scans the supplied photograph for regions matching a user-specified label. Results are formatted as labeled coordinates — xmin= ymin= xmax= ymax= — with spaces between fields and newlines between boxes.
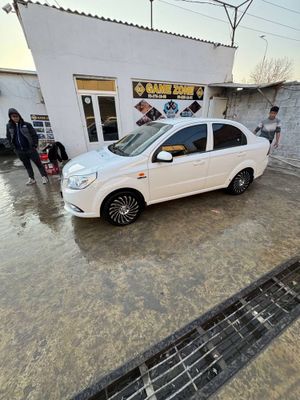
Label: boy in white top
xmin=254 ymin=106 xmax=281 ymax=148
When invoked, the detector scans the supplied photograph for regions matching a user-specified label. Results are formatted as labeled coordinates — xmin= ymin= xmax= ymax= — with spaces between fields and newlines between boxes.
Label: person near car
xmin=6 ymin=108 xmax=48 ymax=185
xmin=43 ymin=141 xmax=69 ymax=174
xmin=254 ymin=106 xmax=281 ymax=148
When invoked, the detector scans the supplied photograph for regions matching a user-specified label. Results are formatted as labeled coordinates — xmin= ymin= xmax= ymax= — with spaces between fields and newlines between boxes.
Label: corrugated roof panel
xmin=14 ymin=0 xmax=235 ymax=49
xmin=208 ymin=81 xmax=285 ymax=89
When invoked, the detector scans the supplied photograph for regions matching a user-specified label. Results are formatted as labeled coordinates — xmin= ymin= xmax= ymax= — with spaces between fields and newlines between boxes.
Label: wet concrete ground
xmin=212 ymin=320 xmax=300 ymax=400
xmin=0 ymin=155 xmax=299 ymax=400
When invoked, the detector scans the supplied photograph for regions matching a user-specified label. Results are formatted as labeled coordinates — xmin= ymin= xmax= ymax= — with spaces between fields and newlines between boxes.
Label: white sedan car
xmin=62 ymin=118 xmax=269 ymax=226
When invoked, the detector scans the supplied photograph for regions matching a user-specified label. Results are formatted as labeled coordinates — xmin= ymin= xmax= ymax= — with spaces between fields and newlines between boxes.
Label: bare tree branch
xmin=250 ymin=57 xmax=293 ymax=84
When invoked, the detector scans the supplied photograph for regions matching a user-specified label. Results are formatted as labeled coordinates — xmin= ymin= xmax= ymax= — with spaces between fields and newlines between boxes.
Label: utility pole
xmin=212 ymin=0 xmax=254 ymax=46
xmin=150 ymin=0 xmax=154 ymax=30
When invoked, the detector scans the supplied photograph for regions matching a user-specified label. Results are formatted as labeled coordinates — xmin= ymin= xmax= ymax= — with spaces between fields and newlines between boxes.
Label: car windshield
xmin=108 ymin=122 xmax=172 ymax=157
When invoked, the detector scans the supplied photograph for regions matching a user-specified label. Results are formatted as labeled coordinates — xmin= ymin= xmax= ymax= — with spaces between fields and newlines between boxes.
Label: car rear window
xmin=213 ymin=124 xmax=247 ymax=149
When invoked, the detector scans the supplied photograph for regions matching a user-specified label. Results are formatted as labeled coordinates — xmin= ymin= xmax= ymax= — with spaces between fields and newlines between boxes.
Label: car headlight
xmin=67 ymin=172 xmax=97 ymax=190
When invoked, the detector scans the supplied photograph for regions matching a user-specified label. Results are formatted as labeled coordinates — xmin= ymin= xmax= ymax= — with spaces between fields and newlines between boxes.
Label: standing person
xmin=254 ymin=106 xmax=281 ymax=148
xmin=6 ymin=108 xmax=48 ymax=185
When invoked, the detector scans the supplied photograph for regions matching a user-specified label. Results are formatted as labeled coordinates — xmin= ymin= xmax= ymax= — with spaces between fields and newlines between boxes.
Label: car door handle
xmin=237 ymin=152 xmax=246 ymax=157
xmin=193 ymin=160 xmax=205 ymax=166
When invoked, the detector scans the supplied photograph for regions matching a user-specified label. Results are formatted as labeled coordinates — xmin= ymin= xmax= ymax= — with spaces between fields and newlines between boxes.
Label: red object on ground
xmin=39 ymin=152 xmax=60 ymax=175
xmin=45 ymin=163 xmax=60 ymax=175
xmin=40 ymin=153 xmax=48 ymax=161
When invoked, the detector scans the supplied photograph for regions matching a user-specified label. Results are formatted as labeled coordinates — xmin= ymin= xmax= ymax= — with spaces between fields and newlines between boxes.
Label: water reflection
xmin=0 ymin=154 xmax=22 ymax=172
xmin=0 ymin=155 xmax=65 ymax=233
xmin=71 ymin=192 xmax=238 ymax=266
xmin=27 ymin=184 xmax=64 ymax=232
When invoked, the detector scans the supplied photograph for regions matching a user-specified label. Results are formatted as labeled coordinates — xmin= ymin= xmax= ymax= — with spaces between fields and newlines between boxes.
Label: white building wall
xmin=0 ymin=70 xmax=46 ymax=139
xmin=17 ymin=2 xmax=235 ymax=157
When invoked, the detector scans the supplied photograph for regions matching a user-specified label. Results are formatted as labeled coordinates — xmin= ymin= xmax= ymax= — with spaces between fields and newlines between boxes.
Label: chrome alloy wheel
xmin=108 ymin=194 xmax=140 ymax=225
xmin=232 ymin=170 xmax=251 ymax=194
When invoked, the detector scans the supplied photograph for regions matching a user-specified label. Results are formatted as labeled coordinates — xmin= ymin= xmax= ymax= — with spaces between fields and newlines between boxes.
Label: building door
xmin=77 ymin=78 xmax=120 ymax=151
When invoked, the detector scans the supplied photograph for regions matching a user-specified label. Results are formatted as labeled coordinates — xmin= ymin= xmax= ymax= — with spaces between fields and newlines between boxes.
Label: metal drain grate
xmin=74 ymin=258 xmax=300 ymax=400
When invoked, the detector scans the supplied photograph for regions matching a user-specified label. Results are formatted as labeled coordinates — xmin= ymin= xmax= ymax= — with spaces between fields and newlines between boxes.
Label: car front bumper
xmin=61 ymin=179 xmax=100 ymax=218
xmin=63 ymin=202 xmax=99 ymax=218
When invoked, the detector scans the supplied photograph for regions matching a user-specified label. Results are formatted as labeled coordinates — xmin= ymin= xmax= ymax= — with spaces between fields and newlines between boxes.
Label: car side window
xmin=212 ymin=124 xmax=247 ymax=150
xmin=159 ymin=124 xmax=207 ymax=158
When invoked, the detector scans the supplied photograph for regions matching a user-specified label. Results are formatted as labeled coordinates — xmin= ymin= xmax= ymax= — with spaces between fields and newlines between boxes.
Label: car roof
xmin=156 ymin=117 xmax=234 ymax=126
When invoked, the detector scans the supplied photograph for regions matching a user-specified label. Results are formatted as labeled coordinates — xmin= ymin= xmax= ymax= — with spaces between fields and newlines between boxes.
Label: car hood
xmin=62 ymin=147 xmax=143 ymax=178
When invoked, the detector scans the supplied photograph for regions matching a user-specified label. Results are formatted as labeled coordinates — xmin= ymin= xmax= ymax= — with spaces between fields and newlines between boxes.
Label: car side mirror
xmin=156 ymin=150 xmax=173 ymax=163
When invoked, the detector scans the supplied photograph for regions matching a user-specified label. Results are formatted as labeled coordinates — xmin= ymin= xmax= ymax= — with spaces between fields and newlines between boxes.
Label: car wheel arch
xmin=228 ymin=163 xmax=255 ymax=184
xmin=233 ymin=167 xmax=254 ymax=182
xmin=100 ymin=188 xmax=146 ymax=217
xmin=227 ymin=167 xmax=254 ymax=195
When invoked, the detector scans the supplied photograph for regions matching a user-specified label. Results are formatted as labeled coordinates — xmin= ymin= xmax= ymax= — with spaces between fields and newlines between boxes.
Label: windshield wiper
xmin=108 ymin=144 xmax=127 ymax=156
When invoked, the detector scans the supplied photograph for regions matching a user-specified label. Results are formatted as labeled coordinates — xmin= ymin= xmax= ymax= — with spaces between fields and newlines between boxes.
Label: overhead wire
xmin=159 ymin=0 xmax=300 ymax=42
xmin=159 ymin=0 xmax=234 ymax=25
xmin=238 ymin=10 xmax=300 ymax=32
xmin=172 ymin=0 xmax=221 ymax=5
xmin=172 ymin=0 xmax=300 ymax=31
xmin=261 ymin=0 xmax=300 ymax=15
xmin=177 ymin=0 xmax=300 ymax=16
xmin=238 ymin=24 xmax=300 ymax=42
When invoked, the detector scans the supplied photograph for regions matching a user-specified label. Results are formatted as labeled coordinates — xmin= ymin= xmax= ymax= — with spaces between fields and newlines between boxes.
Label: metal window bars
xmin=74 ymin=258 xmax=300 ymax=400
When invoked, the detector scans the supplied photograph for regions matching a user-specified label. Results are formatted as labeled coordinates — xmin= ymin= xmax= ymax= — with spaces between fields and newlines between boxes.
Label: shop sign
xmin=30 ymin=114 xmax=49 ymax=121
xmin=30 ymin=114 xmax=54 ymax=142
xmin=133 ymin=81 xmax=204 ymax=101
xmin=132 ymin=80 xmax=205 ymax=126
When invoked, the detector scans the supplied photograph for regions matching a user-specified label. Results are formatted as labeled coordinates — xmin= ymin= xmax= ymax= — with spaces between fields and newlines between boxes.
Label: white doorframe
xmin=77 ymin=91 xmax=121 ymax=151
xmin=75 ymin=75 xmax=121 ymax=152
xmin=96 ymin=92 xmax=122 ymax=144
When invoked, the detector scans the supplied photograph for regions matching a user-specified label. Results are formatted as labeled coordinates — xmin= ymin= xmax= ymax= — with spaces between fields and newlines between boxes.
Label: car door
xmin=148 ymin=124 xmax=210 ymax=203
xmin=206 ymin=123 xmax=248 ymax=188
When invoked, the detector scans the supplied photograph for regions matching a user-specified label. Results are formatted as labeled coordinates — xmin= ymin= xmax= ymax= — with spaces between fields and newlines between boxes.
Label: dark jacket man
xmin=6 ymin=108 xmax=48 ymax=185
xmin=6 ymin=108 xmax=39 ymax=150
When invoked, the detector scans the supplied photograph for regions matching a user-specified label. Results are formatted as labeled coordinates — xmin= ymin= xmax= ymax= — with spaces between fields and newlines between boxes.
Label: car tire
xmin=227 ymin=169 xmax=252 ymax=195
xmin=102 ymin=191 xmax=143 ymax=226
